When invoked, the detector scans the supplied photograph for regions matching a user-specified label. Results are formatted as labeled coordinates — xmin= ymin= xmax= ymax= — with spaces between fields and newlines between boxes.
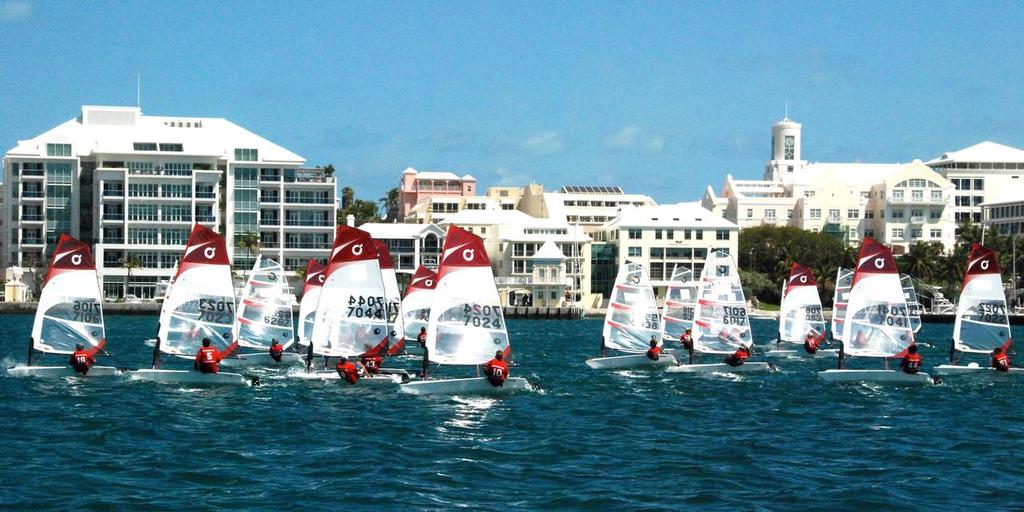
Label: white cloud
xmin=0 ymin=1 xmax=31 ymax=22
xmin=605 ymin=125 xmax=666 ymax=153
xmin=492 ymin=166 xmax=534 ymax=187
xmin=522 ymin=131 xmax=563 ymax=155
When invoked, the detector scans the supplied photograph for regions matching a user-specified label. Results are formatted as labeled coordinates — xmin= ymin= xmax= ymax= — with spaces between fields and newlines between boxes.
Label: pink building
xmin=398 ymin=167 xmax=477 ymax=220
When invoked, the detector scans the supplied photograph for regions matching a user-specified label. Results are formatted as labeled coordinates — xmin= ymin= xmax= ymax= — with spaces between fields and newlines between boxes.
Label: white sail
xmin=157 ymin=225 xmax=237 ymax=357
xmin=691 ymin=250 xmax=753 ymax=354
xmin=831 ymin=267 xmax=853 ymax=341
xmin=297 ymin=259 xmax=327 ymax=348
xmin=401 ymin=265 xmax=437 ymax=342
xmin=373 ymin=240 xmax=406 ymax=341
xmin=901 ymin=274 xmax=923 ymax=333
xmin=954 ymin=243 xmax=1012 ymax=354
xmin=779 ymin=263 xmax=826 ymax=343
xmin=425 ymin=225 xmax=510 ymax=365
xmin=841 ymin=238 xmax=915 ymax=358
xmin=31 ymin=235 xmax=106 ymax=355
xmin=602 ymin=261 xmax=660 ymax=353
xmin=234 ymin=255 xmax=295 ymax=350
xmin=660 ymin=265 xmax=697 ymax=343
xmin=310 ymin=226 xmax=389 ymax=357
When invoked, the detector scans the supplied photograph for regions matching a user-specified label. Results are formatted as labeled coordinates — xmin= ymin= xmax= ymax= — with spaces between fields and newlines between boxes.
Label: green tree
xmin=236 ymin=232 xmax=260 ymax=261
xmin=120 ymin=253 xmax=142 ymax=299
xmin=379 ymin=187 xmax=400 ymax=222
xmin=341 ymin=186 xmax=354 ymax=210
xmin=319 ymin=164 xmax=336 ymax=177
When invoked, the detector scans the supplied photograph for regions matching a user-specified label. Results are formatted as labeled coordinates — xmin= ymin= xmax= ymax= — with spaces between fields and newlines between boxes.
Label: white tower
xmin=764 ymin=117 xmax=802 ymax=181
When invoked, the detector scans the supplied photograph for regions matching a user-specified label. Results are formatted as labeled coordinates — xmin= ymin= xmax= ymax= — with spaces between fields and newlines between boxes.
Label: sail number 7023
xmin=198 ymin=299 xmax=234 ymax=323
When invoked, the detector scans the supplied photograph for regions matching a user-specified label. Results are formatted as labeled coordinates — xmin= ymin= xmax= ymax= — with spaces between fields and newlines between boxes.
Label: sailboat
xmin=901 ymin=274 xmax=924 ymax=333
xmin=400 ymin=225 xmax=531 ymax=395
xmin=585 ymin=260 xmax=678 ymax=369
xmin=830 ymin=267 xmax=853 ymax=343
xmin=296 ymin=226 xmax=401 ymax=385
xmin=397 ymin=265 xmax=437 ymax=355
xmin=296 ymin=258 xmax=327 ymax=350
xmin=935 ymin=243 xmax=1020 ymax=376
xmin=819 ymin=238 xmax=932 ymax=384
xmin=221 ymin=255 xmax=301 ymax=367
xmin=130 ymin=225 xmax=250 ymax=386
xmin=765 ymin=263 xmax=829 ymax=357
xmin=8 ymin=235 xmax=117 ymax=378
xmin=660 ymin=265 xmax=697 ymax=361
xmin=666 ymin=250 xmax=772 ymax=373
xmin=372 ymin=239 xmax=406 ymax=355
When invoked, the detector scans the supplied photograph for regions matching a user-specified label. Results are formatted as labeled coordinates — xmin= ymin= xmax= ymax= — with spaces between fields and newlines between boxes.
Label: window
xmin=865 ymin=210 xmax=875 ymax=219
xmin=628 ymin=229 xmax=641 ymax=239
xmin=746 ymin=208 xmax=753 ymax=218
xmin=784 ymin=135 xmax=795 ymax=160
xmin=163 ymin=205 xmax=191 ymax=222
xmin=666 ymin=230 xmax=674 ymax=240
xmin=628 ymin=246 xmax=642 ymax=257
xmin=931 ymin=190 xmax=943 ymax=202
xmin=892 ymin=190 xmax=904 ymax=201
xmin=158 ymin=143 xmax=183 ymax=152
xmin=46 ymin=143 xmax=72 ymax=157
xmin=973 ymin=178 xmax=984 ymax=190
xmin=847 ymin=209 xmax=859 ymax=219
xmin=930 ymin=229 xmax=942 ymax=238
xmin=864 ymin=229 xmax=875 ymax=238
xmin=891 ymin=209 xmax=905 ymax=219
xmin=716 ymin=230 xmax=730 ymax=240
xmin=929 ymin=209 xmax=941 ymax=219
xmin=234 ymin=148 xmax=259 ymax=161
xmin=128 ymin=183 xmax=158 ymax=197
xmin=972 ymin=196 xmax=984 ymax=206
xmin=912 ymin=190 xmax=923 ymax=202
xmin=804 ymin=190 xmax=815 ymax=198
xmin=695 ymin=230 xmax=703 ymax=240
xmin=163 ymin=184 xmax=192 ymax=198
xmin=893 ymin=228 xmax=905 ymax=239
xmin=655 ymin=229 xmax=663 ymax=240
xmin=911 ymin=209 xmax=923 ymax=218
xmin=911 ymin=229 xmax=922 ymax=238
xmin=765 ymin=209 xmax=776 ymax=220
xmin=128 ymin=204 xmax=158 ymax=221
xmin=133 ymin=142 xmax=157 ymax=151
xmin=683 ymin=229 xmax=692 ymax=240
xmin=128 ymin=228 xmax=159 ymax=245
xmin=810 ymin=208 xmax=821 ymax=220
xmin=787 ymin=209 xmax=793 ymax=219
xmin=828 ymin=209 xmax=840 ymax=221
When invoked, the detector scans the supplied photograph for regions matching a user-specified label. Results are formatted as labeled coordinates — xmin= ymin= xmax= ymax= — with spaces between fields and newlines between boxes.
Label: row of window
xmin=627 ymin=228 xmax=729 ymax=240
xmin=132 ymin=142 xmax=184 ymax=152
xmin=954 ymin=195 xmax=985 ymax=207
xmin=629 ymin=246 xmax=730 ymax=259
xmin=46 ymin=143 xmax=72 ymax=157
xmin=949 ymin=178 xmax=985 ymax=191
xmin=986 ymin=203 xmax=1024 ymax=220
xmin=891 ymin=228 xmax=943 ymax=239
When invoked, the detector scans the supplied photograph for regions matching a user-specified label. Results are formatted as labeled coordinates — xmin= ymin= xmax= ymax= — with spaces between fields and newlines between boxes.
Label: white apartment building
xmin=405 ymin=193 xmax=517 ymax=224
xmin=926 ymin=141 xmax=1024 ymax=225
xmin=518 ymin=184 xmax=657 ymax=236
xmin=2 ymin=105 xmax=336 ymax=299
xmin=594 ymin=202 xmax=739 ymax=299
xmin=359 ymin=222 xmax=445 ymax=272
xmin=703 ymin=117 xmax=956 ymax=253
xmin=982 ymin=194 xmax=1024 ymax=237
xmin=438 ymin=209 xmax=594 ymax=307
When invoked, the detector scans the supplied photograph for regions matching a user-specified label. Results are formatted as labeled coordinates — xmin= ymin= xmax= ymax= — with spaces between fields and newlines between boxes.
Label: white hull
xmin=818 ymin=369 xmax=933 ymax=384
xmin=399 ymin=376 xmax=532 ymax=396
xmin=219 ymin=352 xmax=303 ymax=368
xmin=288 ymin=371 xmax=402 ymax=386
xmin=764 ymin=348 xmax=839 ymax=357
xmin=933 ymin=364 xmax=1024 ymax=376
xmin=129 ymin=369 xmax=251 ymax=386
xmin=665 ymin=362 xmax=773 ymax=374
xmin=7 ymin=365 xmax=120 ymax=378
xmin=585 ymin=353 xmax=678 ymax=369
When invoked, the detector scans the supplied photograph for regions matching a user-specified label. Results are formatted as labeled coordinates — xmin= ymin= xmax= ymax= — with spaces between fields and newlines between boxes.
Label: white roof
xmin=360 ymin=222 xmax=445 ymax=239
xmin=441 ymin=209 xmax=591 ymax=242
xmin=406 ymin=168 xmax=476 ymax=181
xmin=928 ymin=141 xmax=1024 ymax=164
xmin=790 ymin=162 xmax=902 ymax=187
xmin=540 ymin=191 xmax=656 ymax=222
xmin=603 ymin=201 xmax=737 ymax=230
xmin=5 ymin=105 xmax=304 ymax=163
xmin=532 ymin=240 xmax=567 ymax=260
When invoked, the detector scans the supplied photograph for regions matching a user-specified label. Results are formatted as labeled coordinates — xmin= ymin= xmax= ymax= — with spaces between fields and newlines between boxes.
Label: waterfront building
xmin=359 ymin=222 xmax=445 ymax=272
xmin=517 ymin=184 xmax=657 ymax=236
xmin=397 ymin=168 xmax=477 ymax=222
xmin=981 ymin=194 xmax=1024 ymax=236
xmin=2 ymin=105 xmax=336 ymax=299
xmin=593 ymin=202 xmax=738 ymax=299
xmin=404 ymin=193 xmax=515 ymax=224
xmin=926 ymin=141 xmax=1024 ymax=225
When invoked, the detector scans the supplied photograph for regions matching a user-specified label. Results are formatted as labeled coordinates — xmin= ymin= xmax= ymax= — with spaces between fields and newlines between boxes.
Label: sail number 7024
xmin=462 ymin=303 xmax=502 ymax=329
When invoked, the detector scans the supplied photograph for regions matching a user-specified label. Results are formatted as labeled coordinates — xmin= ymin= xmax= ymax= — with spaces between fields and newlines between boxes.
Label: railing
xmin=102 ymin=190 xmax=124 ymax=197
xmin=284 ymin=242 xmax=330 ymax=249
xmin=197 ymin=215 xmax=216 ymax=222
xmin=284 ymin=196 xmax=332 ymax=204
xmin=22 ymin=190 xmax=44 ymax=198
xmin=128 ymin=168 xmax=192 ymax=177
xmin=22 ymin=214 xmax=44 ymax=221
xmin=103 ymin=214 xmax=125 ymax=221
xmin=888 ymin=194 xmax=946 ymax=204
xmin=196 ymin=192 xmax=216 ymax=199
xmin=22 ymin=170 xmax=45 ymax=177
xmin=909 ymin=216 xmax=926 ymax=224
xmin=260 ymin=174 xmax=282 ymax=182
xmin=103 ymin=237 xmax=125 ymax=244
xmin=261 ymin=195 xmax=281 ymax=203
xmin=260 ymin=219 xmax=280 ymax=226
xmin=22 ymin=238 xmax=44 ymax=245
xmin=284 ymin=219 xmax=331 ymax=226
xmin=496 ymin=277 xmax=533 ymax=286
xmin=262 ymin=241 xmax=280 ymax=249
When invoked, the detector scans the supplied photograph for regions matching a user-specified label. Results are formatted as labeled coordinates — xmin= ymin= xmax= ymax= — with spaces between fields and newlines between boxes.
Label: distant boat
xmin=766 ymin=263 xmax=830 ymax=357
xmin=585 ymin=260 xmax=677 ymax=370
xmin=666 ymin=250 xmax=772 ymax=374
xmin=830 ymin=267 xmax=853 ymax=342
xmin=819 ymin=238 xmax=931 ymax=384
xmin=400 ymin=225 xmax=531 ymax=395
xmin=935 ymin=243 xmax=1022 ymax=376
xmin=222 ymin=255 xmax=302 ymax=368
xmin=373 ymin=240 xmax=406 ymax=355
xmin=660 ymin=265 xmax=697 ymax=346
xmin=397 ymin=265 xmax=437 ymax=355
xmin=296 ymin=258 xmax=327 ymax=350
xmin=8 ymin=235 xmax=118 ymax=378
xmin=901 ymin=274 xmax=923 ymax=333
xmin=130 ymin=225 xmax=250 ymax=386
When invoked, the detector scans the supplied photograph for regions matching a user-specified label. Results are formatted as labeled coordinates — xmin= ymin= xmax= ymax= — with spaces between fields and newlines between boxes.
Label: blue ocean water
xmin=2 ymin=314 xmax=1022 ymax=511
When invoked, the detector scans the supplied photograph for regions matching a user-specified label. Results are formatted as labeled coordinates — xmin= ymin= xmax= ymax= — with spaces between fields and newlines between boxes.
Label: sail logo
xmin=717 ymin=265 xmax=728 ymax=276
xmin=53 ymin=249 xmax=81 ymax=266
xmin=71 ymin=254 xmax=83 ymax=266
xmin=204 ymin=247 xmax=217 ymax=259
xmin=333 ymin=239 xmax=357 ymax=260
xmin=462 ymin=248 xmax=475 ymax=261
xmin=630 ymin=274 xmax=641 ymax=284
xmin=352 ymin=244 xmax=364 ymax=256
xmin=186 ymin=241 xmax=215 ymax=260
xmin=444 ymin=243 xmax=470 ymax=262
xmin=317 ymin=273 xmax=325 ymax=284
xmin=424 ymin=279 xmax=433 ymax=287
xmin=799 ymin=275 xmax=808 ymax=284
xmin=873 ymin=257 xmax=885 ymax=269
xmin=980 ymin=259 xmax=990 ymax=271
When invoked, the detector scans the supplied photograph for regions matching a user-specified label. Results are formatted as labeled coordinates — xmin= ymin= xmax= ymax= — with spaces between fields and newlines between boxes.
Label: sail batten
xmin=234 ymin=255 xmax=294 ymax=350
xmin=831 ymin=267 xmax=853 ymax=341
xmin=602 ymin=261 xmax=660 ymax=353
xmin=953 ymin=243 xmax=1012 ymax=353
xmin=297 ymin=259 xmax=327 ymax=348
xmin=779 ymin=263 xmax=826 ymax=343
xmin=31 ymin=234 xmax=106 ymax=356
xmin=691 ymin=251 xmax=753 ymax=353
xmin=401 ymin=265 xmax=437 ymax=342
xmin=841 ymin=238 xmax=915 ymax=358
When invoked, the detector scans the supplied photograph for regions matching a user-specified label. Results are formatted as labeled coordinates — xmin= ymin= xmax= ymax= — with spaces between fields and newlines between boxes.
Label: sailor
xmin=416 ymin=327 xmax=427 ymax=348
xmin=68 ymin=343 xmax=95 ymax=375
xmin=360 ymin=343 xmax=383 ymax=375
xmin=804 ymin=332 xmax=823 ymax=354
xmin=418 ymin=327 xmax=430 ymax=379
xmin=483 ymin=350 xmax=509 ymax=387
xmin=724 ymin=346 xmax=750 ymax=367
xmin=194 ymin=338 xmax=222 ymax=374
xmin=991 ymin=346 xmax=1011 ymax=372
xmin=335 ymin=356 xmax=361 ymax=385
xmin=680 ymin=329 xmax=694 ymax=351
xmin=268 ymin=338 xmax=284 ymax=362
xmin=898 ymin=344 xmax=922 ymax=374
xmin=646 ymin=336 xmax=662 ymax=361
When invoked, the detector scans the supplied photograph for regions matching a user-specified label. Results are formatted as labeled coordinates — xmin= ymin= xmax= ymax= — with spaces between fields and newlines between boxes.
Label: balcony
xmin=21 ymin=190 xmax=44 ymax=199
xmin=22 ymin=238 xmax=44 ymax=245
xmin=283 ymin=242 xmax=330 ymax=250
xmin=196 ymin=191 xmax=216 ymax=199
xmin=260 ymin=219 xmax=281 ymax=227
xmin=260 ymin=194 xmax=281 ymax=204
xmin=887 ymin=194 xmax=946 ymax=205
xmin=909 ymin=216 xmax=926 ymax=224
xmin=760 ymin=217 xmax=779 ymax=226
xmin=284 ymin=195 xmax=332 ymax=205
xmin=21 ymin=214 xmax=44 ymax=222
xmin=285 ymin=169 xmax=334 ymax=184
xmin=284 ymin=219 xmax=332 ymax=227
xmin=197 ymin=215 xmax=216 ymax=223
xmin=102 ymin=214 xmax=125 ymax=222
xmin=21 ymin=169 xmax=45 ymax=178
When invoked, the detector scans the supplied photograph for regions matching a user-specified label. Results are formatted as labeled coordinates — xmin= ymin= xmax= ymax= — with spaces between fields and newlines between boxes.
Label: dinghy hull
xmin=764 ymin=348 xmax=838 ymax=357
xmin=288 ymin=371 xmax=402 ymax=386
xmin=399 ymin=376 xmax=532 ymax=395
xmin=932 ymin=365 xmax=1024 ymax=376
xmin=7 ymin=365 xmax=120 ymax=378
xmin=585 ymin=354 xmax=678 ymax=370
xmin=129 ymin=369 xmax=251 ymax=386
xmin=818 ymin=369 xmax=933 ymax=384
xmin=665 ymin=362 xmax=773 ymax=374
xmin=219 ymin=352 xmax=303 ymax=368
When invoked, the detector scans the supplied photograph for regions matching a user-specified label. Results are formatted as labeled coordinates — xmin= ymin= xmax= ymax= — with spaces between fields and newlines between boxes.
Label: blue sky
xmin=2 ymin=1 xmax=1023 ymax=203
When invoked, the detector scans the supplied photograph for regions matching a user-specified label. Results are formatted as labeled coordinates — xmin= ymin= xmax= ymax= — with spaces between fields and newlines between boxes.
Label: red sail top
xmin=852 ymin=237 xmax=897 ymax=287
xmin=327 ymin=226 xmax=377 ymax=276
xmin=373 ymin=240 xmax=395 ymax=270
xmin=964 ymin=243 xmax=1001 ymax=287
xmin=176 ymin=224 xmax=230 ymax=279
xmin=785 ymin=262 xmax=816 ymax=297
xmin=438 ymin=225 xmax=490 ymax=279
xmin=45 ymin=234 xmax=96 ymax=285
xmin=301 ymin=258 xmax=328 ymax=295
xmin=406 ymin=265 xmax=438 ymax=293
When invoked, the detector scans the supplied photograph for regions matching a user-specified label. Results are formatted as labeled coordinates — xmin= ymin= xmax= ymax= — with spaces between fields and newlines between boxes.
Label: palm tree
xmin=379 ymin=187 xmax=400 ymax=222
xmin=236 ymin=232 xmax=260 ymax=266
xmin=319 ymin=164 xmax=336 ymax=177
xmin=341 ymin=186 xmax=354 ymax=210
xmin=120 ymin=253 xmax=142 ymax=300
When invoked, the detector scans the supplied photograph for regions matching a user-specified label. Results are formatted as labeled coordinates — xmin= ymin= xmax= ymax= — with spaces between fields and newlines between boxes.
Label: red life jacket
xmin=804 ymin=337 xmax=820 ymax=354
xmin=269 ymin=343 xmax=283 ymax=362
xmin=902 ymin=353 xmax=922 ymax=374
xmin=336 ymin=361 xmax=360 ymax=384
xmin=360 ymin=355 xmax=382 ymax=374
xmin=69 ymin=350 xmax=95 ymax=372
xmin=735 ymin=349 xmax=750 ymax=361
xmin=484 ymin=359 xmax=509 ymax=383
xmin=993 ymin=353 xmax=1010 ymax=372
xmin=417 ymin=332 xmax=427 ymax=346
xmin=646 ymin=346 xmax=662 ymax=361
xmin=196 ymin=346 xmax=221 ymax=373
xmin=680 ymin=334 xmax=693 ymax=350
